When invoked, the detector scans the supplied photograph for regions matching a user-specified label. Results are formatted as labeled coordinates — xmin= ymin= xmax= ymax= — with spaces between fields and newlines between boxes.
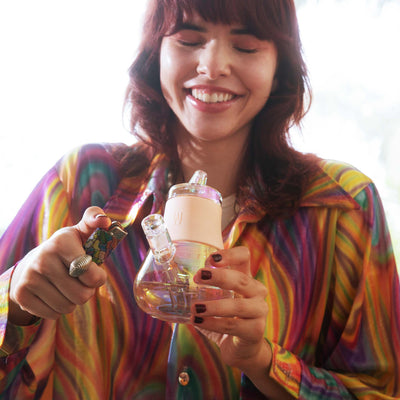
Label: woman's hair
xmin=122 ymin=0 xmax=319 ymax=217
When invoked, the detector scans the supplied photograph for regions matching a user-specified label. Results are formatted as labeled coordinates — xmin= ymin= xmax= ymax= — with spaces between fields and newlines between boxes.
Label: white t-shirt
xmin=221 ymin=194 xmax=237 ymax=229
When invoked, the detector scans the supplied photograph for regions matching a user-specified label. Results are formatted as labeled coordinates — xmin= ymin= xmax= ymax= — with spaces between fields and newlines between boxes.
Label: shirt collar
xmin=107 ymin=156 xmax=361 ymax=231
xmin=234 ymin=164 xmax=360 ymax=224
xmin=103 ymin=153 xmax=171 ymax=227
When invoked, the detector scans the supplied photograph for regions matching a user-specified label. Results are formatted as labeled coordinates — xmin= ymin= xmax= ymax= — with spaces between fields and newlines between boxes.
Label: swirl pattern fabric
xmin=0 ymin=143 xmax=399 ymax=399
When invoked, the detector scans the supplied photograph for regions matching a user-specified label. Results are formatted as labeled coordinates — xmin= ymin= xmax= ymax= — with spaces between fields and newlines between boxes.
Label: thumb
xmin=74 ymin=206 xmax=111 ymax=243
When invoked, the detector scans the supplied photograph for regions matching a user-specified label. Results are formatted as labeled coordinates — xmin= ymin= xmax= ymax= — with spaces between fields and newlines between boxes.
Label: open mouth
xmin=190 ymin=88 xmax=235 ymax=104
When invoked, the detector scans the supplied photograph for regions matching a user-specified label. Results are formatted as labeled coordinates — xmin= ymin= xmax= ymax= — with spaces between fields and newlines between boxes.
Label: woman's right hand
xmin=8 ymin=207 xmax=111 ymax=325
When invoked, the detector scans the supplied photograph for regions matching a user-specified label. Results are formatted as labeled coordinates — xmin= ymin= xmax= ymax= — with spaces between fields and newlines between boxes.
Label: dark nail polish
xmin=195 ymin=304 xmax=206 ymax=314
xmin=194 ymin=316 xmax=204 ymax=324
xmin=201 ymin=270 xmax=212 ymax=280
xmin=212 ymin=253 xmax=222 ymax=262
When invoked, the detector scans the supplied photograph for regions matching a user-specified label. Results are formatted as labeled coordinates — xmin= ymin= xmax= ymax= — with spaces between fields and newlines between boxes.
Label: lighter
xmin=84 ymin=221 xmax=128 ymax=265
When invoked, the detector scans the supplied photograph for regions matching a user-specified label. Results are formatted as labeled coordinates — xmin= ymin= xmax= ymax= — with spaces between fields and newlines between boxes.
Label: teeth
xmin=192 ymin=89 xmax=234 ymax=103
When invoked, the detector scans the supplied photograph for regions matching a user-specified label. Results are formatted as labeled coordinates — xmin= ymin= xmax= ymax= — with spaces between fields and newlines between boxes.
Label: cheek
xmin=159 ymin=45 xmax=171 ymax=84
xmin=159 ymin=47 xmax=176 ymax=104
xmin=245 ymin=62 xmax=277 ymax=100
xmin=159 ymin=45 xmax=189 ymax=106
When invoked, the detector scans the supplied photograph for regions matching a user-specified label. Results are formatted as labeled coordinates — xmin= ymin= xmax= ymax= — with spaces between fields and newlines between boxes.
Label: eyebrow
xmin=178 ymin=22 xmax=252 ymax=36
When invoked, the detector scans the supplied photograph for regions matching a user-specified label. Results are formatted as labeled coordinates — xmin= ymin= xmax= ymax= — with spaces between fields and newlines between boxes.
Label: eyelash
xmin=178 ymin=40 xmax=257 ymax=54
xmin=178 ymin=40 xmax=201 ymax=47
xmin=235 ymin=47 xmax=257 ymax=54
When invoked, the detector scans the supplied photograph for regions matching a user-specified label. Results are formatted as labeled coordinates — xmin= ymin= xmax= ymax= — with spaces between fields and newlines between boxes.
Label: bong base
xmin=137 ymin=281 xmax=233 ymax=323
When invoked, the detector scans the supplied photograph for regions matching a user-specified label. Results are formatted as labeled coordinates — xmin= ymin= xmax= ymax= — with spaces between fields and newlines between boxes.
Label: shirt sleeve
xmin=0 ymin=268 xmax=42 ymax=357
xmin=0 ymin=143 xmax=122 ymax=395
xmin=0 ymin=163 xmax=72 ymax=391
xmin=268 ymin=183 xmax=400 ymax=399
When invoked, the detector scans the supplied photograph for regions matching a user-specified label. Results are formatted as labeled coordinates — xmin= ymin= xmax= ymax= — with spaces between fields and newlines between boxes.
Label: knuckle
xmin=253 ymin=319 xmax=266 ymax=337
xmin=56 ymin=303 xmax=75 ymax=315
xmin=259 ymin=285 xmax=268 ymax=299
xmin=33 ymin=255 xmax=50 ymax=275
xmin=237 ymin=273 xmax=252 ymax=289
xmin=233 ymin=299 xmax=246 ymax=315
xmin=48 ymin=230 xmax=66 ymax=249
xmin=223 ymin=318 xmax=238 ymax=334
xmin=14 ymin=289 xmax=30 ymax=309
xmin=64 ymin=304 xmax=77 ymax=314
xmin=76 ymin=289 xmax=95 ymax=305
xmin=20 ymin=270 xmax=39 ymax=291
xmin=46 ymin=312 xmax=62 ymax=321
xmin=241 ymin=246 xmax=251 ymax=260
xmin=82 ymin=275 xmax=106 ymax=289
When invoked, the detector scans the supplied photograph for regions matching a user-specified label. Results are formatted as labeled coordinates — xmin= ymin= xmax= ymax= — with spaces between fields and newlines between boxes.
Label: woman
xmin=1 ymin=0 xmax=399 ymax=398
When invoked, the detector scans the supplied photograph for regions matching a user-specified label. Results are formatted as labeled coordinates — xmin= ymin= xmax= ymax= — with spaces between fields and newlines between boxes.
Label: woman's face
xmin=159 ymin=13 xmax=278 ymax=145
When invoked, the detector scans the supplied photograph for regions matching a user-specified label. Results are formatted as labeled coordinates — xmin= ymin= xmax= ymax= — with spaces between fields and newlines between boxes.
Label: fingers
xmin=204 ymin=247 xmax=252 ymax=275
xmin=74 ymin=206 xmax=111 ymax=243
xmin=191 ymin=246 xmax=268 ymax=341
xmin=43 ymin=227 xmax=107 ymax=289
xmin=50 ymin=207 xmax=112 ymax=286
xmin=194 ymin=248 xmax=268 ymax=299
xmin=48 ymin=206 xmax=111 ymax=279
xmin=190 ymin=294 xmax=268 ymax=338
xmin=9 ymin=207 xmax=111 ymax=323
xmin=193 ymin=297 xmax=263 ymax=319
xmin=193 ymin=314 xmax=266 ymax=343
xmin=11 ymin=248 xmax=101 ymax=320
xmin=65 ymin=255 xmax=107 ymax=289
xmin=194 ymin=267 xmax=266 ymax=299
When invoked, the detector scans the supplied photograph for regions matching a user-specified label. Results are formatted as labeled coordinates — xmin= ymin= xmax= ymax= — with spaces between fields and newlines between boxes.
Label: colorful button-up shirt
xmin=0 ymin=143 xmax=399 ymax=399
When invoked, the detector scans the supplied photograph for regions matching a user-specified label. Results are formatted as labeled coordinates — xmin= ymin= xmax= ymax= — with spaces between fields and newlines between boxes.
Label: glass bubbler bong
xmin=133 ymin=170 xmax=233 ymax=323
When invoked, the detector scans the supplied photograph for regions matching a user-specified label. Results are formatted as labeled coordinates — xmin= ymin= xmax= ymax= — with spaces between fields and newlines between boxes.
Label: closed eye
xmin=234 ymin=47 xmax=258 ymax=54
xmin=178 ymin=40 xmax=202 ymax=47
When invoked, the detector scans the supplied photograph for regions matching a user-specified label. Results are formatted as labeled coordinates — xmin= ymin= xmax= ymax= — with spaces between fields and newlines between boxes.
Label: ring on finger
xmin=69 ymin=254 xmax=92 ymax=277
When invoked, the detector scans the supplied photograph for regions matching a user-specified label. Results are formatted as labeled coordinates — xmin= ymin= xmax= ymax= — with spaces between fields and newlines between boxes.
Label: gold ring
xmin=69 ymin=254 xmax=92 ymax=277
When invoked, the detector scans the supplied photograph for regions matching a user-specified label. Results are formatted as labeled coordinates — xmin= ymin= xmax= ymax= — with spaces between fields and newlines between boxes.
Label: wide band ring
xmin=69 ymin=254 xmax=92 ymax=277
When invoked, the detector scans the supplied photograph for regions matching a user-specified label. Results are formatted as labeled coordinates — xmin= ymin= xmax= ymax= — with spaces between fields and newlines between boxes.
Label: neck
xmin=175 ymin=128 xmax=249 ymax=198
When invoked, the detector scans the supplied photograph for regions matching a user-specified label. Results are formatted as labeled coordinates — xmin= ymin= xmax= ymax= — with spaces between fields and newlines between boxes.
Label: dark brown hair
xmin=122 ymin=0 xmax=319 ymax=217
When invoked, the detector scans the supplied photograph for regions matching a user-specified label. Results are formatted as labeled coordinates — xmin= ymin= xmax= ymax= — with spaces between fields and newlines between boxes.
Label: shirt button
xmin=178 ymin=371 xmax=190 ymax=386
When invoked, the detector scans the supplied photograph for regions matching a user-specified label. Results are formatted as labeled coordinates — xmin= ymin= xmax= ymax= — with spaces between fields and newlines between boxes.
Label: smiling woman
xmin=0 ymin=1 xmax=399 ymax=261
xmin=159 ymin=18 xmax=278 ymax=151
xmin=0 ymin=0 xmax=399 ymax=399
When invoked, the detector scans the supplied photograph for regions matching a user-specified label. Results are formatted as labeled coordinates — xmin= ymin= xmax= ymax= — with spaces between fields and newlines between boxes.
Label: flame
xmin=122 ymin=202 xmax=141 ymax=229
xmin=122 ymin=189 xmax=153 ymax=229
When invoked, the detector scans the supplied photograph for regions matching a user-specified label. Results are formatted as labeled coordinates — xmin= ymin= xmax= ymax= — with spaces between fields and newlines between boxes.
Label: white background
xmin=0 ymin=0 xmax=399 ymax=264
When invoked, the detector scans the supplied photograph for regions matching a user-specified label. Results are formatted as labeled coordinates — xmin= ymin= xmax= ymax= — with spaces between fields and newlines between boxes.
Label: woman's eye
xmin=178 ymin=40 xmax=201 ymax=47
xmin=233 ymin=35 xmax=261 ymax=54
xmin=234 ymin=47 xmax=258 ymax=54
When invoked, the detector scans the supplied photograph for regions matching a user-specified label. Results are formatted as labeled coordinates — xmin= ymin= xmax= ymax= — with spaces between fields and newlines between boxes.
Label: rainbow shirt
xmin=0 ymin=143 xmax=399 ymax=399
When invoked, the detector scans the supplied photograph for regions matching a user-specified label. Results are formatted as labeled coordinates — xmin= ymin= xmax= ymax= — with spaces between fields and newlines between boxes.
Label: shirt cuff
xmin=267 ymin=339 xmax=302 ymax=398
xmin=0 ymin=266 xmax=41 ymax=357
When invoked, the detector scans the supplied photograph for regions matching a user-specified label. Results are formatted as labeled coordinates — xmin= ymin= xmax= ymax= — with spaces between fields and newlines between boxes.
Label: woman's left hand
xmin=191 ymin=246 xmax=271 ymax=373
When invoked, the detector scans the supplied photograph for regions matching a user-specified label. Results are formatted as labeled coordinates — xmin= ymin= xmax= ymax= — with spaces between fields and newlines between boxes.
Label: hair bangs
xmin=161 ymin=0 xmax=278 ymax=41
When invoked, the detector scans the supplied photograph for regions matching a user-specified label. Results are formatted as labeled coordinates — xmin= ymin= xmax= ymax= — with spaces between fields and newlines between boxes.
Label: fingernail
xmin=195 ymin=304 xmax=206 ymax=314
xmin=194 ymin=316 xmax=204 ymax=324
xmin=95 ymin=213 xmax=108 ymax=219
xmin=201 ymin=270 xmax=212 ymax=280
xmin=212 ymin=253 xmax=222 ymax=262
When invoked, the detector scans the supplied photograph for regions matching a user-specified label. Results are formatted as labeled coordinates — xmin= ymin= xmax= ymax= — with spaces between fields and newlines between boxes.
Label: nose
xmin=196 ymin=40 xmax=231 ymax=79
